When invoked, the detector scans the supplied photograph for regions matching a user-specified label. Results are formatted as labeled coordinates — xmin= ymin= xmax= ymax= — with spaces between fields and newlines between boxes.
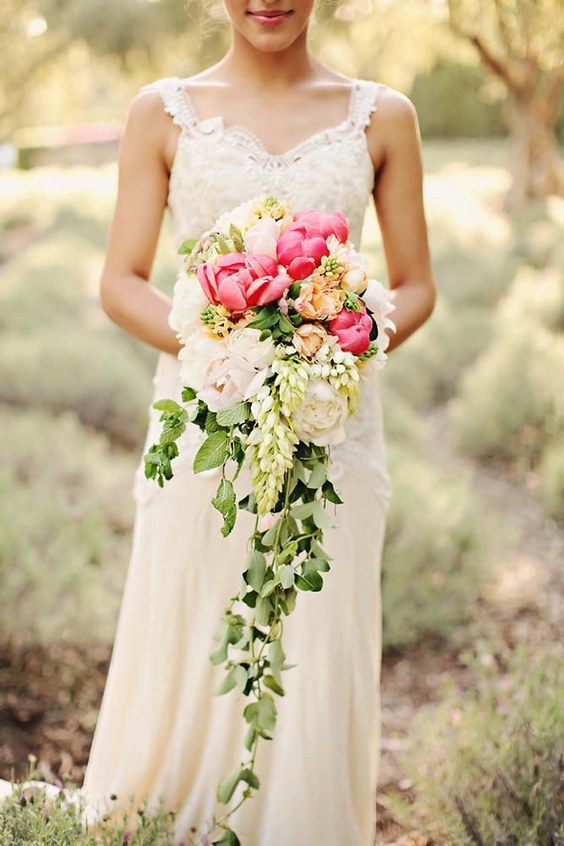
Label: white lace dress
xmin=1 ymin=76 xmax=391 ymax=846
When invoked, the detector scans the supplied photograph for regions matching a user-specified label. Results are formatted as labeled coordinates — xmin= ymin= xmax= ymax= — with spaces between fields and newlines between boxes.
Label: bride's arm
xmin=368 ymin=90 xmax=437 ymax=352
xmin=98 ymin=90 xmax=182 ymax=357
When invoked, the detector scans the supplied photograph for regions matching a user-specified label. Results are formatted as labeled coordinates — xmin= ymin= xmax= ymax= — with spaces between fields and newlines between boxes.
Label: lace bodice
xmin=133 ymin=74 xmax=391 ymax=508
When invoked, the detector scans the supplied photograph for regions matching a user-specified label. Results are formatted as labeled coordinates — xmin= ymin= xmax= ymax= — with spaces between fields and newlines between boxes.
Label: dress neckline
xmin=175 ymin=76 xmax=362 ymax=162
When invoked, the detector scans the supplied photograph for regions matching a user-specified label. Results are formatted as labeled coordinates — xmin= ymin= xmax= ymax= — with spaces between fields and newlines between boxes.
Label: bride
xmin=1 ymin=0 xmax=436 ymax=843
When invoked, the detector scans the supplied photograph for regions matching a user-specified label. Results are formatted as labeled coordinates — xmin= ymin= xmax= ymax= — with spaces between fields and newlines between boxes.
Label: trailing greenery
xmin=387 ymin=644 xmax=564 ymax=845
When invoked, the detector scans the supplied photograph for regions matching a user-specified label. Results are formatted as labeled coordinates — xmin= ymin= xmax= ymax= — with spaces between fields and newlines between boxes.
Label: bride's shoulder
xmin=363 ymin=81 xmax=420 ymax=141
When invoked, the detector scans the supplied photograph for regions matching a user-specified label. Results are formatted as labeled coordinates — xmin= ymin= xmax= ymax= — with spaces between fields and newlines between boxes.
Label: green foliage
xmin=382 ymin=437 xmax=492 ymax=650
xmin=0 ymin=406 xmax=135 ymax=643
xmin=388 ymin=644 xmax=564 ymax=845
xmin=451 ymin=265 xmax=564 ymax=470
xmin=0 ymin=774 xmax=182 ymax=844
xmin=411 ymin=60 xmax=506 ymax=139
xmin=0 ymin=330 xmax=154 ymax=448
xmin=539 ymin=437 xmax=564 ymax=524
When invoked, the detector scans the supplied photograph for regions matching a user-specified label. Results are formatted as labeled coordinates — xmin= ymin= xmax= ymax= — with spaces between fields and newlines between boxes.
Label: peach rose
xmin=292 ymin=323 xmax=329 ymax=360
xmin=294 ymin=275 xmax=345 ymax=321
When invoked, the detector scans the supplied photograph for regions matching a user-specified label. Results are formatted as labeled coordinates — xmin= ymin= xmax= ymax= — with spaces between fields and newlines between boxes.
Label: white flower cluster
xmin=248 ymin=385 xmax=299 ymax=515
xmin=270 ymin=354 xmax=310 ymax=418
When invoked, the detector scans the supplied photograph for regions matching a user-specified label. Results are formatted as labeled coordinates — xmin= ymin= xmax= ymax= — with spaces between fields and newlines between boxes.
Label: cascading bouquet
xmin=144 ymin=195 xmax=395 ymax=845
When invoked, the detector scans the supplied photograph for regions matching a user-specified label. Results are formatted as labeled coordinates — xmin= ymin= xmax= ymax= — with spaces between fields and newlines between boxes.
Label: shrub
xmin=387 ymin=644 xmax=564 ymax=845
xmin=539 ymin=437 xmax=564 ymax=524
xmin=381 ymin=410 xmax=494 ymax=650
xmin=0 ymin=330 xmax=156 ymax=448
xmin=0 ymin=774 xmax=181 ymax=845
xmin=451 ymin=266 xmax=564 ymax=471
xmin=0 ymin=406 xmax=136 ymax=643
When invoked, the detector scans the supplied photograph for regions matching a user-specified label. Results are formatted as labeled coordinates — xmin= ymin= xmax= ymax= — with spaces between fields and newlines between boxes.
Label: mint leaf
xmin=177 ymin=237 xmax=198 ymax=255
xmin=216 ymin=401 xmax=250 ymax=427
xmin=212 ymin=478 xmax=237 ymax=536
xmin=193 ymin=430 xmax=229 ymax=473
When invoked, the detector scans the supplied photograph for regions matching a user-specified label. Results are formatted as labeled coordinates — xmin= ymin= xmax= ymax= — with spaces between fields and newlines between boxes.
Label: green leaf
xmin=311 ymin=539 xmax=333 ymax=561
xmin=244 ymin=724 xmax=257 ymax=752
xmin=216 ymin=401 xmax=250 ymax=427
xmin=246 ymin=550 xmax=267 ymax=592
xmin=212 ymin=479 xmax=237 ymax=537
xmin=256 ymin=693 xmax=277 ymax=732
xmin=214 ymin=666 xmax=238 ymax=696
xmin=177 ymin=237 xmax=198 ymax=255
xmin=308 ymin=461 xmax=328 ymax=489
xmin=153 ymin=398 xmax=183 ymax=414
xmin=261 ymin=519 xmax=281 ymax=546
xmin=205 ymin=410 xmax=221 ymax=433
xmin=277 ymin=313 xmax=295 ymax=334
xmin=217 ymin=766 xmax=245 ymax=804
xmin=311 ymin=500 xmax=334 ymax=529
xmin=280 ymin=564 xmax=295 ymax=589
xmin=290 ymin=501 xmax=317 ymax=521
xmin=240 ymin=768 xmax=260 ymax=789
xmin=255 ymin=595 xmax=272 ymax=626
xmin=193 ymin=430 xmax=229 ymax=473
xmin=269 ymin=640 xmax=285 ymax=682
xmin=263 ymin=674 xmax=285 ymax=696
xmin=322 ymin=479 xmax=343 ymax=505
xmin=212 ymin=831 xmax=241 ymax=846
xmin=298 ymin=569 xmax=323 ymax=591
xmin=181 ymin=386 xmax=197 ymax=401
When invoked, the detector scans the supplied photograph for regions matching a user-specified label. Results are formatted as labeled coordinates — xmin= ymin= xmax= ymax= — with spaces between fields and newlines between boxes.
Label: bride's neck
xmin=215 ymin=29 xmax=323 ymax=91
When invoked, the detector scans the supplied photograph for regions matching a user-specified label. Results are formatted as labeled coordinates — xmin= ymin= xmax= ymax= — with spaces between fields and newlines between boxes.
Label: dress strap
xmin=139 ymin=76 xmax=198 ymax=132
xmin=350 ymin=79 xmax=385 ymax=131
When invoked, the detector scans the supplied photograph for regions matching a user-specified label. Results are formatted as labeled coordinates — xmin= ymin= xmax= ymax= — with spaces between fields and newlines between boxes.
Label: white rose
xmin=361 ymin=279 xmax=397 ymax=352
xmin=199 ymin=327 xmax=276 ymax=412
xmin=212 ymin=198 xmax=257 ymax=236
xmin=341 ymin=266 xmax=368 ymax=294
xmin=169 ymin=270 xmax=210 ymax=343
xmin=292 ymin=378 xmax=349 ymax=446
xmin=226 ymin=326 xmax=276 ymax=369
xmin=244 ymin=217 xmax=281 ymax=259
xmin=178 ymin=326 xmax=223 ymax=392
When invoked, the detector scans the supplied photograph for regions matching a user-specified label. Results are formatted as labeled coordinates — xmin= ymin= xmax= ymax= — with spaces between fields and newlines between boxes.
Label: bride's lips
xmin=247 ymin=8 xmax=293 ymax=25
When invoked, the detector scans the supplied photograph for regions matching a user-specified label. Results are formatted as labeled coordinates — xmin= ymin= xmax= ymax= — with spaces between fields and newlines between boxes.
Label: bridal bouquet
xmin=144 ymin=195 xmax=395 ymax=845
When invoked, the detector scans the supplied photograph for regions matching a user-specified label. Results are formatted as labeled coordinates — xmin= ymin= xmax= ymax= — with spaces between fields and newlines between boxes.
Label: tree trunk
xmin=503 ymin=87 xmax=564 ymax=212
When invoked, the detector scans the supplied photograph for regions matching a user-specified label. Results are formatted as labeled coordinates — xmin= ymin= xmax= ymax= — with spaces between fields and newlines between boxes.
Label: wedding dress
xmin=0 ymin=75 xmax=391 ymax=846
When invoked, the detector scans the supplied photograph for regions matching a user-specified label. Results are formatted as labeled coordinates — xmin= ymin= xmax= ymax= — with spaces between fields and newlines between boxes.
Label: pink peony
xmin=276 ymin=230 xmax=328 ymax=281
xmin=276 ymin=209 xmax=349 ymax=280
xmin=293 ymin=208 xmax=349 ymax=243
xmin=327 ymin=301 xmax=372 ymax=355
xmin=196 ymin=252 xmax=290 ymax=313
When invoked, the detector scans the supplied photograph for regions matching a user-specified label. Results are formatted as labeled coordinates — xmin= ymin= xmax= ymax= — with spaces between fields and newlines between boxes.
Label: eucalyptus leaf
xmin=217 ymin=766 xmax=245 ymax=804
xmin=263 ymin=674 xmax=285 ymax=696
xmin=280 ymin=564 xmax=295 ymax=589
xmin=246 ymin=550 xmax=267 ymax=592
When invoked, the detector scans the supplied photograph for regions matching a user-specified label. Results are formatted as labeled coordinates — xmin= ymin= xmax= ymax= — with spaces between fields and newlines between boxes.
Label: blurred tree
xmin=446 ymin=0 xmax=564 ymax=209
